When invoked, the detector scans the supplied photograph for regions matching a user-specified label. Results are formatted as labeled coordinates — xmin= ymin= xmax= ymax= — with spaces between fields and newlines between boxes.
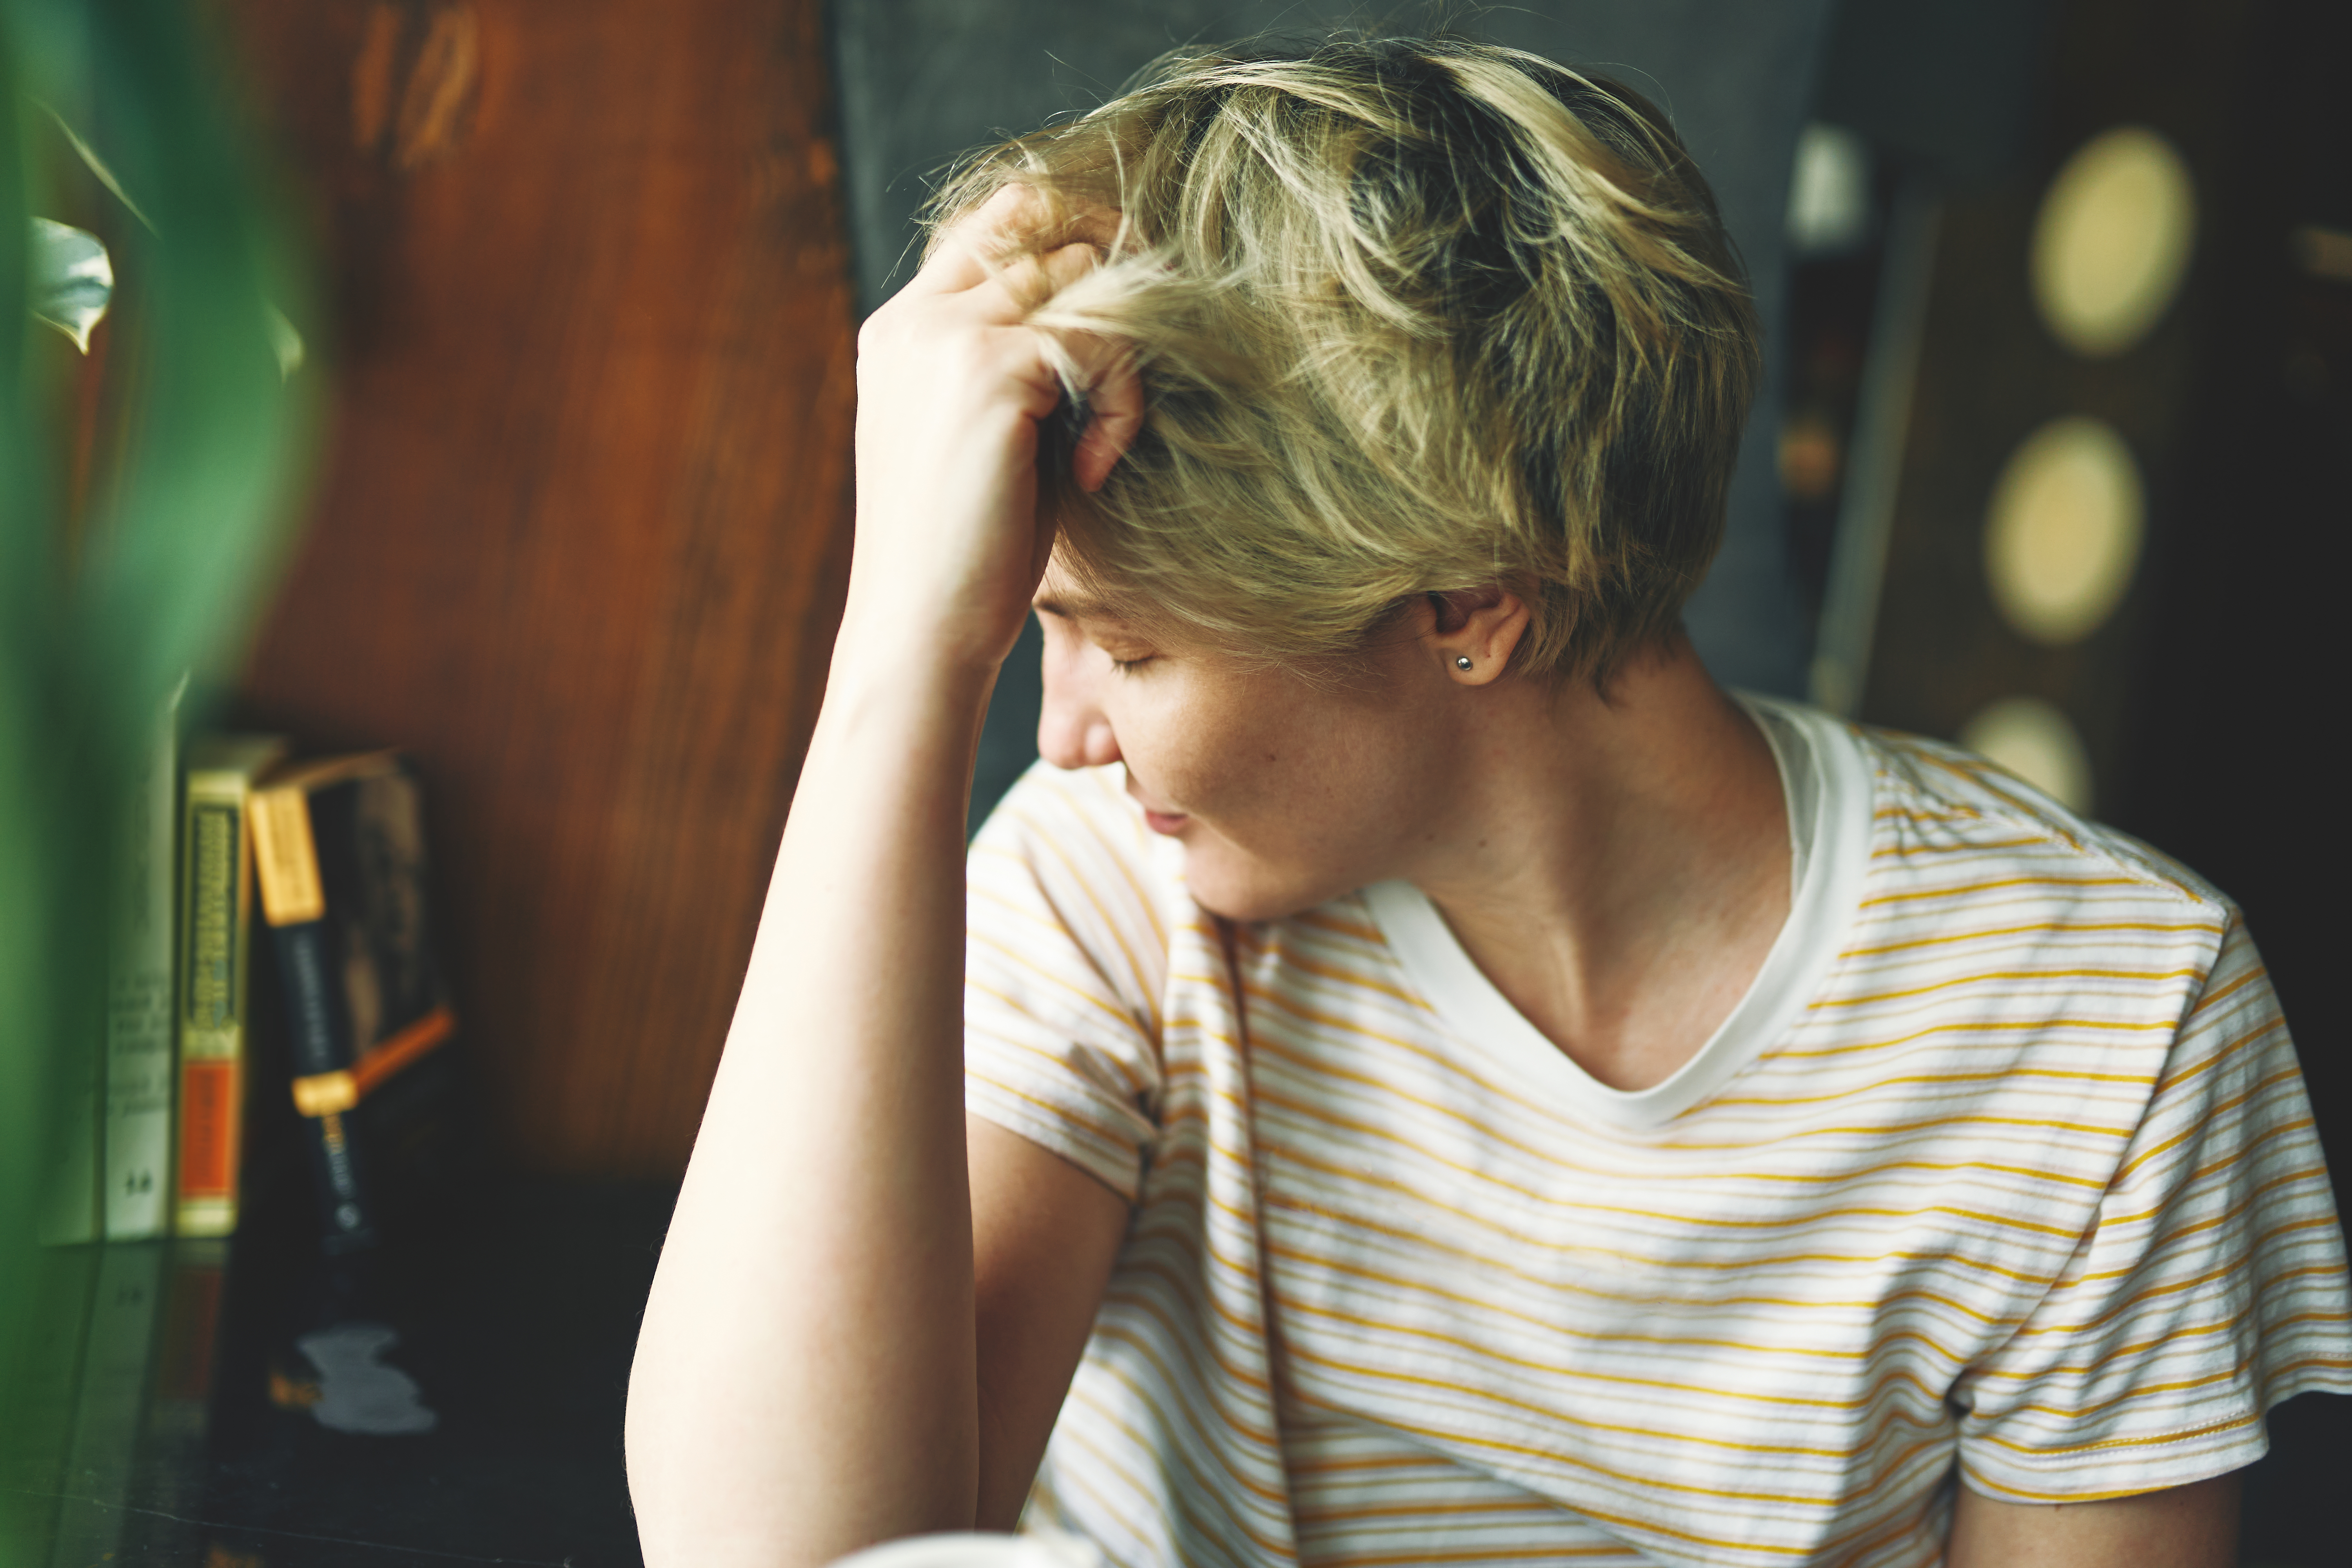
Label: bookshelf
xmin=221 ymin=0 xmax=856 ymax=1175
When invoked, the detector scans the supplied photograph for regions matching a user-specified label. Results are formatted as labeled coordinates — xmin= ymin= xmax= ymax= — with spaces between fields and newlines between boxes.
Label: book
xmin=173 ymin=735 xmax=289 ymax=1237
xmin=46 ymin=679 xmax=190 ymax=1244
xmin=247 ymin=752 xmax=463 ymax=1252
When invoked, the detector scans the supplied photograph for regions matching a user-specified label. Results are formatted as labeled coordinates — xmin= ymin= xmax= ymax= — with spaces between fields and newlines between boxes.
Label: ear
xmin=1428 ymin=586 xmax=1531 ymax=686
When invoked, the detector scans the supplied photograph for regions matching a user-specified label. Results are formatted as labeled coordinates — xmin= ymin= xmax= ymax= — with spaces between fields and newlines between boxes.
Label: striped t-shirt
xmin=962 ymin=694 xmax=2352 ymax=1568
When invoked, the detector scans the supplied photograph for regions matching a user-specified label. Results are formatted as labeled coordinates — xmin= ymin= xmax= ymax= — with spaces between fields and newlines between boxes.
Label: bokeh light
xmin=1787 ymin=123 xmax=1872 ymax=254
xmin=1959 ymin=695 xmax=2093 ymax=813
xmin=2031 ymin=125 xmax=2196 ymax=357
xmin=1984 ymin=416 xmax=2145 ymax=645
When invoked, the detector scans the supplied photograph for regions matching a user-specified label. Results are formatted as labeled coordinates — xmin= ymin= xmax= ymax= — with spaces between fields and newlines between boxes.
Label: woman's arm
xmin=1947 ymin=1472 xmax=2241 ymax=1567
xmin=625 ymin=191 xmax=1139 ymax=1568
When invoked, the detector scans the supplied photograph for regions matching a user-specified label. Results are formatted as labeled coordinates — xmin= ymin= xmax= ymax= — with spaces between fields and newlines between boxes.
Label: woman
xmin=626 ymin=34 xmax=2350 ymax=1568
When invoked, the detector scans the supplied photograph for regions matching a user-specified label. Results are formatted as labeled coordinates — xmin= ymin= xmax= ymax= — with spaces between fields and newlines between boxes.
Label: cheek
xmin=1178 ymin=755 xmax=1419 ymax=920
xmin=1136 ymin=673 xmax=1436 ymax=922
xmin=1119 ymin=695 xmax=1261 ymax=813
xmin=1149 ymin=683 xmax=1425 ymax=862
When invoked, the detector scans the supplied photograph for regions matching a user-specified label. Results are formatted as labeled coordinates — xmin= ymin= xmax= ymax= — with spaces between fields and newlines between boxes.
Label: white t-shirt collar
xmin=1362 ymin=693 xmax=1874 ymax=1129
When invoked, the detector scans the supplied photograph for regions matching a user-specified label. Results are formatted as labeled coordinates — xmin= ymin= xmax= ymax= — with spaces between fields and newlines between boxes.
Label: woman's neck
xmin=1403 ymin=642 xmax=1792 ymax=1092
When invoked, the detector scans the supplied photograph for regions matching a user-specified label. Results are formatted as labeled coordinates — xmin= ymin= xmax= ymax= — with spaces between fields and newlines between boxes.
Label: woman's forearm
xmin=628 ymin=182 xmax=1142 ymax=1567
xmin=627 ymin=626 xmax=997 ymax=1568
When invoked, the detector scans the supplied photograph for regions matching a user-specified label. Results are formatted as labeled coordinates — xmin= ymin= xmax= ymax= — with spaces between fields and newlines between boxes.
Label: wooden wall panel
xmin=222 ymin=0 xmax=857 ymax=1173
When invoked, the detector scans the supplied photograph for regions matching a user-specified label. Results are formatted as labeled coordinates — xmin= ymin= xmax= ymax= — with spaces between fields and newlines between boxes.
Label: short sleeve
xmin=1955 ymin=914 xmax=2352 ymax=1499
xmin=964 ymin=762 xmax=1172 ymax=1203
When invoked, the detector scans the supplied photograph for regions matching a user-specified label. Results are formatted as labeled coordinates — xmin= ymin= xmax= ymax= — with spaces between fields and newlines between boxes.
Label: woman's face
xmin=1031 ymin=564 xmax=1463 ymax=922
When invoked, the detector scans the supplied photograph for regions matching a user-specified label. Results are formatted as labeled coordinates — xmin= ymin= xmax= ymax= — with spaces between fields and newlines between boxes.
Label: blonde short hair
xmin=928 ymin=34 xmax=1762 ymax=683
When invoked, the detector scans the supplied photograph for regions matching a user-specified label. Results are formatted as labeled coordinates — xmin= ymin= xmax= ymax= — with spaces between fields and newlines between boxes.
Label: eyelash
xmin=1109 ymin=655 xmax=1154 ymax=673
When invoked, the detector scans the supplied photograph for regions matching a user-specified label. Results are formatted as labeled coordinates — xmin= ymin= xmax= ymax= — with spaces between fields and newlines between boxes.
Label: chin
xmin=1181 ymin=840 xmax=1355 ymax=925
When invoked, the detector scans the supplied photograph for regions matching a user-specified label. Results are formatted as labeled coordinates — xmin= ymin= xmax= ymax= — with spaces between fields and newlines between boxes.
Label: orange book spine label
xmin=178 ymin=1058 xmax=242 ymax=1199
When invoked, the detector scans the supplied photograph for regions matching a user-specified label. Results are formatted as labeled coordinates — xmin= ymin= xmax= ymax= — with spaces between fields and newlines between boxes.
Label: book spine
xmin=174 ymin=775 xmax=252 ymax=1236
xmin=276 ymin=921 xmax=375 ymax=1247
xmin=103 ymin=685 xmax=183 ymax=1240
xmin=250 ymin=786 xmax=377 ymax=1253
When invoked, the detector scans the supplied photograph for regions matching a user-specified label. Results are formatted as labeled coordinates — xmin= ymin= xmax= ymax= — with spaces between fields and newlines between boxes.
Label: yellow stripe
xmin=1279 ymin=1384 xmax=1843 ymax=1555
xmin=1838 ymin=918 xmax=2218 ymax=960
xmin=964 ymin=1064 xmax=1133 ymax=1154
xmin=1257 ymin=1084 xmax=2097 ymax=1241
xmin=1263 ymin=944 xmax=1429 ymax=1012
xmin=1871 ymin=832 xmax=2056 ymax=857
xmin=1292 ymin=906 xmax=1387 ymax=945
xmin=1766 ymin=1013 xmax=2174 ymax=1064
xmin=1298 ymin=1545 xmax=1640 ymax=1565
xmin=1860 ymin=874 xmax=2153 ymax=909
xmin=1808 ymin=965 xmax=2203 ymax=1009
xmin=1260 ymin=1209 xmax=2019 ymax=1331
xmin=1707 ymin=1065 xmax=2158 ymax=1111
xmin=2183 ymin=952 xmax=2268 ymax=1018
xmin=965 ymin=961 xmax=1151 ymax=1078
xmin=1274 ymin=1289 xmax=1965 ymax=1439
xmin=1960 ymin=1412 xmax=2262 ymax=1496
xmin=1255 ymin=1165 xmax=2063 ymax=1290
xmin=993 ymin=801 xmax=1166 ymax=1033
xmin=1292 ymin=1496 xmax=1561 ymax=1523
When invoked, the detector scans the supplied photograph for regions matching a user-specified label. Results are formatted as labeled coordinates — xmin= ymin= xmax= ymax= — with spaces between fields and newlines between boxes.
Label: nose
xmin=1036 ymin=620 xmax=1123 ymax=771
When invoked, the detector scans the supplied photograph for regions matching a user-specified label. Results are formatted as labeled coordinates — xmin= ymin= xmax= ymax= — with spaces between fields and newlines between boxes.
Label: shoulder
xmin=1855 ymin=723 xmax=2232 ymax=933
xmin=1812 ymin=724 xmax=2244 ymax=1065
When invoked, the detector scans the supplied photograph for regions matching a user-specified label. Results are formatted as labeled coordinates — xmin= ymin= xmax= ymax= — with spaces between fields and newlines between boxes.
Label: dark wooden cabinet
xmin=224 ymin=0 xmax=858 ymax=1174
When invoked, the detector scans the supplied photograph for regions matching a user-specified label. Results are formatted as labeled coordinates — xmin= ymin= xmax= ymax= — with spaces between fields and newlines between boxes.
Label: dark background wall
xmin=828 ymin=0 xmax=1837 ymax=828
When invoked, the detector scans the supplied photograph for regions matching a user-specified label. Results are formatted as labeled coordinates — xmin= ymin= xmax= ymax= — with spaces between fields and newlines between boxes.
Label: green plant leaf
xmin=26 ymin=215 xmax=109 ymax=351
xmin=1 ymin=3 xmax=319 ymax=1557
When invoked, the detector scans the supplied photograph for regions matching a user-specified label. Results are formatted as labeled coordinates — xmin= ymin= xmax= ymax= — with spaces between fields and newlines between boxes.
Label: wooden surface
xmin=223 ymin=0 xmax=857 ymax=1174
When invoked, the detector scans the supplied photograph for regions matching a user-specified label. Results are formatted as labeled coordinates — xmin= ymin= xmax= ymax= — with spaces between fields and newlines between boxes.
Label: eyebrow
xmin=1033 ymin=594 xmax=1120 ymax=623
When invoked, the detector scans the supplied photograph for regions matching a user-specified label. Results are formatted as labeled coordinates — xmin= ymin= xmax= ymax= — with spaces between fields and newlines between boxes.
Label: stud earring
xmin=1454 ymin=655 xmax=1473 ymax=671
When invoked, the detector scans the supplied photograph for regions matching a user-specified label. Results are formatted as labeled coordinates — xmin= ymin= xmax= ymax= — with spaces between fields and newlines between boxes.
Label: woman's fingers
xmin=992 ymin=244 xmax=1143 ymax=492
xmin=900 ymin=192 xmax=1145 ymax=493
xmin=1071 ymin=343 xmax=1142 ymax=493
xmin=982 ymin=241 xmax=1099 ymax=318
xmin=904 ymin=183 xmax=1044 ymax=298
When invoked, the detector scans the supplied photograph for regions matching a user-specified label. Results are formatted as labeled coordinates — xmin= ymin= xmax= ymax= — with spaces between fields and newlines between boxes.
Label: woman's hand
xmin=846 ymin=185 xmax=1142 ymax=675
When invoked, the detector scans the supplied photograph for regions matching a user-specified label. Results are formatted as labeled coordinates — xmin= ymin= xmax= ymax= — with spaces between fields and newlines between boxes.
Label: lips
xmin=1125 ymin=774 xmax=1190 ymax=836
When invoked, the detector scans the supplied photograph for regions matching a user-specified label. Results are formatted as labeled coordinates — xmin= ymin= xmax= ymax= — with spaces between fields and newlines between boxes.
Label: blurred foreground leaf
xmin=27 ymin=216 xmax=109 ymax=351
xmin=0 ymin=1 xmax=318 ymax=1559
